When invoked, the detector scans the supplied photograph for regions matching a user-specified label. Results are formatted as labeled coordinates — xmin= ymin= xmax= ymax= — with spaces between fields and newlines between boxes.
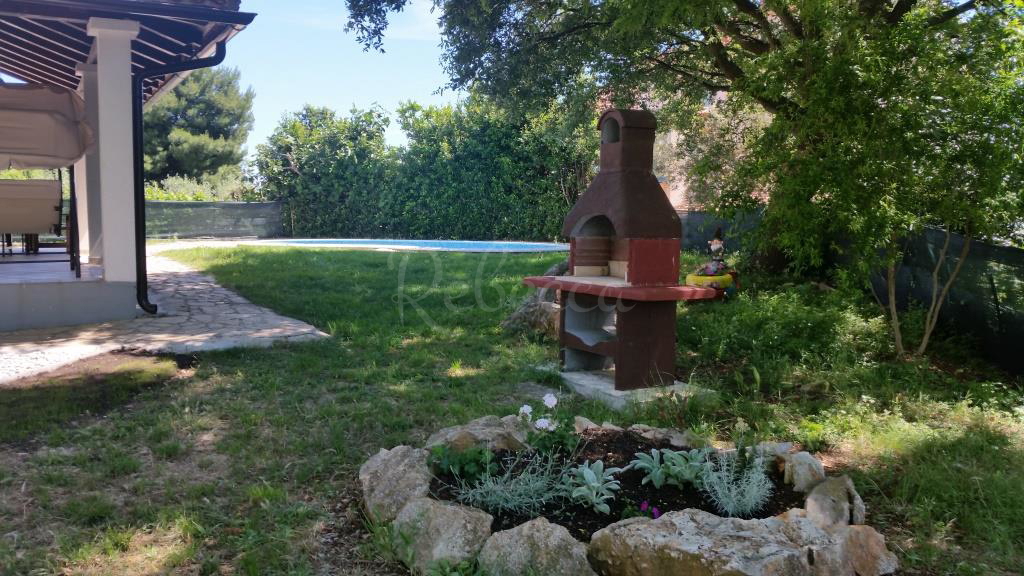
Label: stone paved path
xmin=0 ymin=243 xmax=327 ymax=384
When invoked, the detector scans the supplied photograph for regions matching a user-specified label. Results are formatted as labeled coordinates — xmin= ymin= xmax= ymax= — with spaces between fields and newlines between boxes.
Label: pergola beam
xmin=0 ymin=25 xmax=84 ymax=71
xmin=0 ymin=0 xmax=254 ymax=27
xmin=0 ymin=48 xmax=76 ymax=88
xmin=0 ymin=18 xmax=89 ymax=59
xmin=0 ymin=1 xmax=253 ymax=100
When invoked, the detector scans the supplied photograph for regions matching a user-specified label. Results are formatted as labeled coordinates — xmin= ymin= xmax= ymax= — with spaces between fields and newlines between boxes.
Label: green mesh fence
xmin=145 ymin=201 xmax=283 ymax=239
xmin=894 ymin=228 xmax=1024 ymax=373
xmin=679 ymin=210 xmax=759 ymax=252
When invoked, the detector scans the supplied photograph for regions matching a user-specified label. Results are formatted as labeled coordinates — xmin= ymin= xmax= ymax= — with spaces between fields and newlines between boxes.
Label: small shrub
xmin=453 ymin=453 xmax=566 ymax=517
xmin=796 ymin=419 xmax=827 ymax=452
xmin=144 ymin=169 xmax=253 ymax=202
xmin=564 ymin=459 xmax=622 ymax=514
xmin=700 ymin=450 xmax=773 ymax=518
xmin=429 ymin=445 xmax=497 ymax=485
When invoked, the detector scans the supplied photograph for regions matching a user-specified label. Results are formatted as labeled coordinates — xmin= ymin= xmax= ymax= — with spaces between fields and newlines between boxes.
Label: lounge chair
xmin=0 ymin=178 xmax=68 ymax=261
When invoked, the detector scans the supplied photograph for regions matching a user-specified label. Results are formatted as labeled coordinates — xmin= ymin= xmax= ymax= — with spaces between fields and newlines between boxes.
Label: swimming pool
xmin=257 ymin=239 xmax=569 ymax=253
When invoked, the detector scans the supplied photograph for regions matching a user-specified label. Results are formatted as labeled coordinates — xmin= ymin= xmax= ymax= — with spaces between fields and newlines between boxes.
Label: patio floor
xmin=0 ymin=243 xmax=327 ymax=384
xmin=0 ymin=249 xmax=103 ymax=284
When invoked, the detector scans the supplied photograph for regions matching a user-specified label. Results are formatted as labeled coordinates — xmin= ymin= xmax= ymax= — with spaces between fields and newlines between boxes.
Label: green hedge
xmin=255 ymin=96 xmax=597 ymax=240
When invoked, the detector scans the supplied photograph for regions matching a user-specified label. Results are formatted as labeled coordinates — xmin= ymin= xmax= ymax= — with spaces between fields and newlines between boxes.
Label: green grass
xmin=0 ymin=246 xmax=1021 ymax=575
xmin=0 ymin=358 xmax=177 ymax=443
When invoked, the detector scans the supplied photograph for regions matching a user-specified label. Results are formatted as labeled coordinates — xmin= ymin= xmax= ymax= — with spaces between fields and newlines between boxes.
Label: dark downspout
xmin=131 ymin=42 xmax=227 ymax=314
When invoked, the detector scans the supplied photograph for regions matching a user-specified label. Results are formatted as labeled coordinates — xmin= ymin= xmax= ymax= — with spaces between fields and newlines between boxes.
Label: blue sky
xmin=224 ymin=0 xmax=460 ymax=152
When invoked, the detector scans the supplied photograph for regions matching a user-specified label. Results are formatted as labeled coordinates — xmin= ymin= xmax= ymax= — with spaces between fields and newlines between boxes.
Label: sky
xmin=223 ymin=0 xmax=461 ymax=153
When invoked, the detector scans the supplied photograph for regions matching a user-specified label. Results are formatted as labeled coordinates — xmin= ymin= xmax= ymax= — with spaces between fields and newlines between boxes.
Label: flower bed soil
xmin=430 ymin=428 xmax=806 ymax=541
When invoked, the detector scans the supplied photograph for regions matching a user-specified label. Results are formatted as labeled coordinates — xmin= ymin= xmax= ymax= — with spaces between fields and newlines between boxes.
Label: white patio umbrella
xmin=0 ymin=84 xmax=94 ymax=170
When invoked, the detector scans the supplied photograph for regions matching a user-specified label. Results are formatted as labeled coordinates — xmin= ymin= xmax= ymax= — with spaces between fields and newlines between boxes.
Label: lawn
xmin=1 ymin=246 xmax=1022 ymax=575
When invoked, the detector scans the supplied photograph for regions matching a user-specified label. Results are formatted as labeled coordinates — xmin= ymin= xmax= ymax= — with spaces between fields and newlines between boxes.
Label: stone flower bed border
xmin=359 ymin=415 xmax=899 ymax=576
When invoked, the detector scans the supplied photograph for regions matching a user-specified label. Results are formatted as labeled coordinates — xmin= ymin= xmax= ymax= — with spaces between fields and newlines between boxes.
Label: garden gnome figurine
xmin=702 ymin=228 xmax=727 ymax=276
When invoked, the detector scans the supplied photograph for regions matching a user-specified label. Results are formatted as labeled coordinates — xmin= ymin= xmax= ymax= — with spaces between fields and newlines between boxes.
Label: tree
xmin=346 ymin=0 xmax=1024 ymax=356
xmin=255 ymin=106 xmax=395 ymax=237
xmin=143 ymin=67 xmax=255 ymax=182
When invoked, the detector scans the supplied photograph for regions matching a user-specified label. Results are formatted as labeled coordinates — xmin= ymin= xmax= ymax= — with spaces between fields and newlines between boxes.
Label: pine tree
xmin=143 ymin=66 xmax=255 ymax=182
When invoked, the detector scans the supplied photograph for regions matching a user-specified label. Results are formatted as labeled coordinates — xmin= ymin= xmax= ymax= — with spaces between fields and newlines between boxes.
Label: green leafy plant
xmin=630 ymin=448 xmax=708 ymax=490
xmin=360 ymin=515 xmax=415 ymax=568
xmin=526 ymin=423 xmax=579 ymax=456
xmin=661 ymin=448 xmax=708 ymax=488
xmin=699 ymin=450 xmax=773 ymax=518
xmin=564 ymin=459 xmax=622 ymax=515
xmin=629 ymin=449 xmax=667 ymax=489
xmin=429 ymin=445 xmax=497 ymax=485
xmin=453 ymin=453 xmax=567 ymax=517
xmin=796 ymin=419 xmax=827 ymax=453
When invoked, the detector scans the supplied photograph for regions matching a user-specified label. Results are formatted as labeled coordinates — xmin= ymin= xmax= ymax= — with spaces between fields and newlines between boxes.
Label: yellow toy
xmin=685 ymin=272 xmax=734 ymax=289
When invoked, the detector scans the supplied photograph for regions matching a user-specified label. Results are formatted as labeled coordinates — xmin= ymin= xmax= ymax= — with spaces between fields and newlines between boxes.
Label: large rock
xmin=502 ymin=260 xmax=568 ymax=338
xmin=477 ymin=517 xmax=596 ymax=576
xmin=805 ymin=476 xmax=866 ymax=529
xmin=588 ymin=508 xmax=897 ymax=576
xmin=756 ymin=442 xmax=794 ymax=458
xmin=574 ymin=415 xmax=601 ymax=433
xmin=628 ymin=424 xmax=706 ymax=449
xmin=840 ymin=525 xmax=899 ymax=576
xmin=425 ymin=415 xmax=529 ymax=452
xmin=392 ymin=498 xmax=493 ymax=575
xmin=784 ymin=451 xmax=827 ymax=492
xmin=358 ymin=446 xmax=431 ymax=523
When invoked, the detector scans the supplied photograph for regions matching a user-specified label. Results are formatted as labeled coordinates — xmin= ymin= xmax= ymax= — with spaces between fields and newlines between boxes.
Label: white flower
xmin=534 ymin=418 xmax=556 ymax=431
xmin=542 ymin=393 xmax=558 ymax=409
xmin=518 ymin=404 xmax=533 ymax=420
xmin=734 ymin=418 xmax=750 ymax=436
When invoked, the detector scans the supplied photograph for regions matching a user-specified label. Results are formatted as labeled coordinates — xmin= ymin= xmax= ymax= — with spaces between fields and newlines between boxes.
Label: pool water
xmin=259 ymin=238 xmax=568 ymax=253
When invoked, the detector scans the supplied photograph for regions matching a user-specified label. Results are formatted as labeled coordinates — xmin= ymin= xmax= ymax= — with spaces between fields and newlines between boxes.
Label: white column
xmin=87 ymin=18 xmax=139 ymax=282
xmin=75 ymin=63 xmax=102 ymax=263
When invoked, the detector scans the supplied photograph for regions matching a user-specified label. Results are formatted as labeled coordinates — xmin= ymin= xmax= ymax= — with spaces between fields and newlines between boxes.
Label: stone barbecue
xmin=524 ymin=109 xmax=719 ymax=390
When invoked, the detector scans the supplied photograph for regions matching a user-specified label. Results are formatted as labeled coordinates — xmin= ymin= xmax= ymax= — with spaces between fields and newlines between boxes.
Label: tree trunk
xmin=887 ymin=261 xmax=906 ymax=357
xmin=916 ymin=230 xmax=972 ymax=356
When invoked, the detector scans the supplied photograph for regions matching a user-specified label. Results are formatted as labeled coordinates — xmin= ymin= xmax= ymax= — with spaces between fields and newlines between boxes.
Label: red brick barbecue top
xmin=523 ymin=276 xmax=720 ymax=302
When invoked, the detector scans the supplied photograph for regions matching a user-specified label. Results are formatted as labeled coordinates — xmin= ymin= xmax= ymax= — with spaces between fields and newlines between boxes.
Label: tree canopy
xmin=143 ymin=66 xmax=255 ymax=182
xmin=347 ymin=1 xmax=1004 ymax=113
